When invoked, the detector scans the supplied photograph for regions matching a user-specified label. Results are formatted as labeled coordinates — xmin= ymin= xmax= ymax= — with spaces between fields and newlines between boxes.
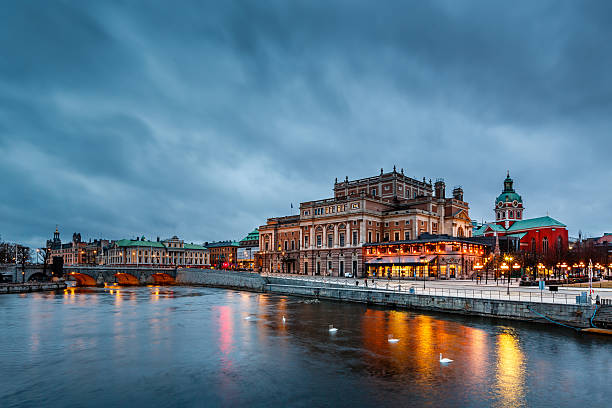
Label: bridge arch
xmin=69 ymin=272 xmax=97 ymax=286
xmin=27 ymin=272 xmax=47 ymax=282
xmin=151 ymin=273 xmax=175 ymax=285
xmin=114 ymin=272 xmax=140 ymax=285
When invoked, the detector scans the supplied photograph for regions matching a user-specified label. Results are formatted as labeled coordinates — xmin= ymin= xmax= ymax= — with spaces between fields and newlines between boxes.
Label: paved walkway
xmin=262 ymin=273 xmax=611 ymax=305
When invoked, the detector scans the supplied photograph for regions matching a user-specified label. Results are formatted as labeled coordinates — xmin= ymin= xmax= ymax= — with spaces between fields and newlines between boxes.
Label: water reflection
xmin=495 ymin=328 xmax=526 ymax=408
xmin=1 ymin=286 xmax=610 ymax=408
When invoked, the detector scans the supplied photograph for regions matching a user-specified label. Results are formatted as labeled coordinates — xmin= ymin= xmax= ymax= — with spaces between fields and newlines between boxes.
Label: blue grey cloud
xmin=1 ymin=0 xmax=611 ymax=248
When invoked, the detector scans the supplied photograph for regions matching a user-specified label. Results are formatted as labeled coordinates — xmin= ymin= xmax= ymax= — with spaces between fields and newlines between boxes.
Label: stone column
xmin=334 ymin=223 xmax=339 ymax=248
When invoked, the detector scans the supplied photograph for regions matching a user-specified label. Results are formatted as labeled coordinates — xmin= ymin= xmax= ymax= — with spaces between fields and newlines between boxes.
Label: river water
xmin=0 ymin=286 xmax=610 ymax=407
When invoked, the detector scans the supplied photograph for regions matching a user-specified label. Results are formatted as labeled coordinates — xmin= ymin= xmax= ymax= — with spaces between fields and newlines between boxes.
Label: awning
xmin=365 ymin=255 xmax=437 ymax=266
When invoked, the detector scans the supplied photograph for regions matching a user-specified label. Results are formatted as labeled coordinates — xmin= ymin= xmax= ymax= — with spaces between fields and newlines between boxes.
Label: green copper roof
xmin=473 ymin=223 xmax=506 ymax=236
xmin=474 ymin=216 xmax=565 ymax=236
xmin=184 ymin=243 xmax=207 ymax=250
xmin=495 ymin=171 xmax=523 ymax=203
xmin=506 ymin=216 xmax=566 ymax=231
xmin=114 ymin=239 xmax=207 ymax=250
xmin=495 ymin=192 xmax=523 ymax=203
xmin=206 ymin=241 xmax=239 ymax=248
xmin=115 ymin=239 xmax=165 ymax=248
xmin=240 ymin=228 xmax=259 ymax=243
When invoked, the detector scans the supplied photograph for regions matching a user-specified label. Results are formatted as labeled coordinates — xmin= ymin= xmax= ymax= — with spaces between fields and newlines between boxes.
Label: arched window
xmin=542 ymin=237 xmax=549 ymax=254
xmin=457 ymin=227 xmax=464 ymax=237
xmin=509 ymin=210 xmax=514 ymax=219
xmin=531 ymin=238 xmax=536 ymax=252
xmin=557 ymin=236 xmax=563 ymax=253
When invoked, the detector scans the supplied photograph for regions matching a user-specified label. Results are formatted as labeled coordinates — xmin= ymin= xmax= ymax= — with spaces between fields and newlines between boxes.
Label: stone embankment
xmin=176 ymin=269 xmax=612 ymax=330
xmin=0 ymin=282 xmax=67 ymax=294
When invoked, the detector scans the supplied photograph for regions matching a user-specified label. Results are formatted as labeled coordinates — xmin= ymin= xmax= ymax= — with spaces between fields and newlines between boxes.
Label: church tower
xmin=494 ymin=171 xmax=524 ymax=229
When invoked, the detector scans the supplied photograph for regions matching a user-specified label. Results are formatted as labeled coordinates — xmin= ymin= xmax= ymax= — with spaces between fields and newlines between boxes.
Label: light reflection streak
xmin=495 ymin=329 xmax=526 ymax=408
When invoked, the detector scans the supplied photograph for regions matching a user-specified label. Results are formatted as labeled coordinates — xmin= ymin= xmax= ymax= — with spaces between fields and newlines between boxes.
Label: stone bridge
xmin=63 ymin=266 xmax=177 ymax=286
xmin=0 ymin=264 xmax=177 ymax=286
xmin=0 ymin=264 xmax=51 ymax=283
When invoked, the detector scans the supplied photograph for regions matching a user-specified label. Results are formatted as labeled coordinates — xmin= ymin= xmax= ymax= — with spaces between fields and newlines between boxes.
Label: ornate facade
xmin=104 ymin=236 xmax=209 ymax=267
xmin=258 ymin=168 xmax=474 ymax=277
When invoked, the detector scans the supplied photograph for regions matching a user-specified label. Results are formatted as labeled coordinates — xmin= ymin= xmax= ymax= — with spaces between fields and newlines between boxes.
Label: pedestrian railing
xmin=260 ymin=272 xmax=583 ymax=305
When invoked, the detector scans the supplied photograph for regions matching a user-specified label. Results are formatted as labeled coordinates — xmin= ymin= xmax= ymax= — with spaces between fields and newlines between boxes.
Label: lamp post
xmin=503 ymin=255 xmax=513 ymax=295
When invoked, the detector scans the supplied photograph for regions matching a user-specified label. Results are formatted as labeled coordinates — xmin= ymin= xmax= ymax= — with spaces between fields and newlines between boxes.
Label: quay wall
xmin=175 ymin=270 xmax=602 ymax=329
xmin=176 ymin=269 xmax=266 ymax=291
xmin=0 ymin=282 xmax=66 ymax=294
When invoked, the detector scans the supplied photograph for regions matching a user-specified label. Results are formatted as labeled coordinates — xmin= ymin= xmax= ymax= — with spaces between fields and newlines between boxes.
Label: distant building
xmin=237 ymin=229 xmax=259 ymax=270
xmin=103 ymin=235 xmax=208 ymax=267
xmin=473 ymin=172 xmax=568 ymax=255
xmin=205 ymin=241 xmax=239 ymax=269
xmin=258 ymin=167 xmax=474 ymax=277
xmin=46 ymin=228 xmax=109 ymax=266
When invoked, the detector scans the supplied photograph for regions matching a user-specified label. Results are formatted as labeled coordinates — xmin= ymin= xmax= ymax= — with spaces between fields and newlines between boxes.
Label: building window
xmin=394 ymin=232 xmax=400 ymax=241
xmin=304 ymin=261 xmax=308 ymax=274
xmin=340 ymin=233 xmax=345 ymax=247
xmin=509 ymin=210 xmax=514 ymax=219
xmin=328 ymin=234 xmax=333 ymax=248
xmin=284 ymin=240 xmax=288 ymax=251
xmin=404 ymin=231 xmax=410 ymax=240
xmin=385 ymin=222 xmax=389 ymax=227
xmin=352 ymin=231 xmax=358 ymax=246
xmin=384 ymin=233 xmax=389 ymax=242
xmin=304 ymin=236 xmax=309 ymax=247
xmin=371 ymin=188 xmax=377 ymax=196
xmin=531 ymin=238 xmax=536 ymax=252
xmin=291 ymin=240 xmax=295 ymax=250
xmin=316 ymin=235 xmax=322 ymax=248
xmin=376 ymin=232 xmax=380 ymax=242
xmin=542 ymin=237 xmax=549 ymax=254
xmin=328 ymin=260 xmax=332 ymax=273
xmin=557 ymin=236 xmax=563 ymax=252
xmin=368 ymin=231 xmax=372 ymax=243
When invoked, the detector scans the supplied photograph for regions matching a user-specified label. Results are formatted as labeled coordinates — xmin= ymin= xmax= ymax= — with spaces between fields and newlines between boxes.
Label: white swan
xmin=328 ymin=324 xmax=338 ymax=333
xmin=282 ymin=316 xmax=286 ymax=324
xmin=439 ymin=353 xmax=453 ymax=363
xmin=244 ymin=316 xmax=252 ymax=320
xmin=388 ymin=334 xmax=400 ymax=343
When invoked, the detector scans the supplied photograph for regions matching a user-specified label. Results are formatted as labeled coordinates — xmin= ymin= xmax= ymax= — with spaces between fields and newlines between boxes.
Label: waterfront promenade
xmin=260 ymin=273 xmax=612 ymax=305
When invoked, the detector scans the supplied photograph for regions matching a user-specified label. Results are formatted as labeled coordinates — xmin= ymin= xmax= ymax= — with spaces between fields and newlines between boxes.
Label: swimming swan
xmin=329 ymin=324 xmax=338 ymax=333
xmin=388 ymin=334 xmax=400 ymax=343
xmin=439 ymin=353 xmax=453 ymax=363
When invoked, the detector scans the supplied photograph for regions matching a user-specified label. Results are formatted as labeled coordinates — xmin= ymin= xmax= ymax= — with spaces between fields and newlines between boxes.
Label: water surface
xmin=1 ymin=286 xmax=610 ymax=407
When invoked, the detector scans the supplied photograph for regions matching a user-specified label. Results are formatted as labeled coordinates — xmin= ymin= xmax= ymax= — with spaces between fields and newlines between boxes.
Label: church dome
xmin=495 ymin=191 xmax=523 ymax=204
xmin=495 ymin=172 xmax=523 ymax=204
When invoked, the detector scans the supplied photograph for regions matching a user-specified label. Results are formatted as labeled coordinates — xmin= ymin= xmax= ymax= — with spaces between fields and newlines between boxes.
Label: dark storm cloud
xmin=1 ymin=0 xmax=611 ymax=248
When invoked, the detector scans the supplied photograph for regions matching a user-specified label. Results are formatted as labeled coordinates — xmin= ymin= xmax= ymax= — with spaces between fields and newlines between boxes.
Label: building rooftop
xmin=506 ymin=216 xmax=566 ymax=231
xmin=239 ymin=229 xmax=259 ymax=244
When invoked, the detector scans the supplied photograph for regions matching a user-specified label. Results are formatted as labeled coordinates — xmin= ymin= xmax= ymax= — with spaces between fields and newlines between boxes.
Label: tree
xmin=16 ymin=245 xmax=30 ymax=282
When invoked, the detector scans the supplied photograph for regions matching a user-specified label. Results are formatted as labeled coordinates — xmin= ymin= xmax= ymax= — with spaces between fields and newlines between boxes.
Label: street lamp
xmin=503 ymin=255 xmax=513 ymax=295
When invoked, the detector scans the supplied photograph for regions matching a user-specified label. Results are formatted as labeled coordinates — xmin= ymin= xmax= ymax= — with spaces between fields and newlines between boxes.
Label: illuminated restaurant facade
xmin=363 ymin=234 xmax=490 ymax=279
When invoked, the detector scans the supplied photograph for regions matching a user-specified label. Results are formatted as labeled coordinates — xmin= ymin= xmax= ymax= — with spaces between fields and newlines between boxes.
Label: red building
xmin=473 ymin=173 xmax=568 ymax=255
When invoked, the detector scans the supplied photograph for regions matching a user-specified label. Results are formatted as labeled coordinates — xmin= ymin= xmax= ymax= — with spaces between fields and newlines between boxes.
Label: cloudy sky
xmin=1 ymin=0 xmax=611 ymax=248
